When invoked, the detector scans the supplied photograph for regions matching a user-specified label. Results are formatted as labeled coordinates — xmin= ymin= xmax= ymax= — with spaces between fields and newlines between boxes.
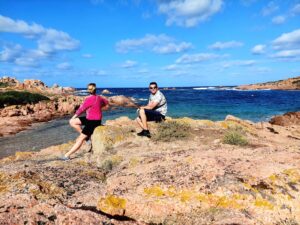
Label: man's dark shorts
xmin=79 ymin=117 xmax=102 ymax=137
xmin=142 ymin=109 xmax=165 ymax=122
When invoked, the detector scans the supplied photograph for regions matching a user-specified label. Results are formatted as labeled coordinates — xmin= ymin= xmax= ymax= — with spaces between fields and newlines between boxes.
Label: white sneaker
xmin=86 ymin=140 xmax=92 ymax=152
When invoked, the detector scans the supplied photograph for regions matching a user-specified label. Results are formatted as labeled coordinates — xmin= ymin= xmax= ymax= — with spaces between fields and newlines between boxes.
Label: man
xmin=136 ymin=82 xmax=167 ymax=137
xmin=62 ymin=83 xmax=109 ymax=160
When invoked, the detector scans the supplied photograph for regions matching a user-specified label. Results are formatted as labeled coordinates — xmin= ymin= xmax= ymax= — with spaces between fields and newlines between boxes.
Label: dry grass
xmin=152 ymin=121 xmax=192 ymax=142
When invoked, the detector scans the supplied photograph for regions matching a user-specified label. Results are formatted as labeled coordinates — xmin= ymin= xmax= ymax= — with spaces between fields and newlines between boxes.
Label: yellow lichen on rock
xmin=15 ymin=151 xmax=34 ymax=160
xmin=144 ymin=186 xmax=165 ymax=197
xmin=92 ymin=125 xmax=131 ymax=156
xmin=254 ymin=198 xmax=274 ymax=210
xmin=97 ymin=195 xmax=127 ymax=216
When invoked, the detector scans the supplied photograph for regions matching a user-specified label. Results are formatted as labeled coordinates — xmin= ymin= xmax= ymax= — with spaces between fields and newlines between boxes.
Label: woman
xmin=62 ymin=83 xmax=109 ymax=160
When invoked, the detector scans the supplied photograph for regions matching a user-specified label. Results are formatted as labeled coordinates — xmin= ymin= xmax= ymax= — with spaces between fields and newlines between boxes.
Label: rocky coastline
xmin=0 ymin=113 xmax=300 ymax=224
xmin=0 ymin=76 xmax=137 ymax=137
xmin=237 ymin=76 xmax=300 ymax=90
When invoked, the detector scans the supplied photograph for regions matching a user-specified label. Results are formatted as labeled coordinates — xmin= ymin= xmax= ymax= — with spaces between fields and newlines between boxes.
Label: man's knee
xmin=139 ymin=108 xmax=145 ymax=115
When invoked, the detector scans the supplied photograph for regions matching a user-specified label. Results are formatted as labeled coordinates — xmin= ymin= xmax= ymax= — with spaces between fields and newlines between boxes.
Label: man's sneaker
xmin=137 ymin=130 xmax=151 ymax=138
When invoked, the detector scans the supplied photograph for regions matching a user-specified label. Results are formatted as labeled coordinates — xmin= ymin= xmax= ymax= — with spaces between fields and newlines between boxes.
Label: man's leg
xmin=69 ymin=118 xmax=82 ymax=133
xmin=64 ymin=133 xmax=87 ymax=158
xmin=136 ymin=117 xmax=144 ymax=129
xmin=138 ymin=108 xmax=148 ymax=130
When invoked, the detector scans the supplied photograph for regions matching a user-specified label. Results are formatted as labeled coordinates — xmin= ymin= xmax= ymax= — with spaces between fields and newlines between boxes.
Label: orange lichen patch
xmin=0 ymin=172 xmax=9 ymax=193
xmin=15 ymin=151 xmax=34 ymax=161
xmin=97 ymin=195 xmax=127 ymax=215
xmin=144 ymin=186 xmax=165 ymax=197
xmin=254 ymin=198 xmax=274 ymax=210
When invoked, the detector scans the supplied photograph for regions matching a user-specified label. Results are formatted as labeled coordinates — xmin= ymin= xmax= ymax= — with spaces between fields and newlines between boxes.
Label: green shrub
xmin=152 ymin=121 xmax=192 ymax=142
xmin=0 ymin=91 xmax=49 ymax=108
xmin=223 ymin=126 xmax=248 ymax=146
xmin=0 ymin=82 xmax=9 ymax=88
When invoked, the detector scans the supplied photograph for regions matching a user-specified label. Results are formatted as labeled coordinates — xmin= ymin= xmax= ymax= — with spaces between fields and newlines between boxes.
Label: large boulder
xmin=270 ymin=111 xmax=300 ymax=126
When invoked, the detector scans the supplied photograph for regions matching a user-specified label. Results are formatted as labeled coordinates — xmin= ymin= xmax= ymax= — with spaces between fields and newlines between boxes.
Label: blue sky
xmin=1 ymin=0 xmax=300 ymax=87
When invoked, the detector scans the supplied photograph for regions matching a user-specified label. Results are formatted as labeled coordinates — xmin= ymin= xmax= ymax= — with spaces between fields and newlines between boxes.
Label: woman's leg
xmin=69 ymin=118 xmax=82 ymax=133
xmin=64 ymin=133 xmax=88 ymax=158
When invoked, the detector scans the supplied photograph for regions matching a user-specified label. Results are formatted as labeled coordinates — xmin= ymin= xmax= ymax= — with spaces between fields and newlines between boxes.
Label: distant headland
xmin=237 ymin=76 xmax=300 ymax=90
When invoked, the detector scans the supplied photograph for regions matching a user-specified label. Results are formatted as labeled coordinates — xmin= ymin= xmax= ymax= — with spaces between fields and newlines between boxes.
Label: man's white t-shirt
xmin=149 ymin=90 xmax=167 ymax=116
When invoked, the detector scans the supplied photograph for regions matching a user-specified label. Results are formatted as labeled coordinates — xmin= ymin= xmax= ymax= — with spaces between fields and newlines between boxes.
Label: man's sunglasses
xmin=149 ymin=86 xmax=157 ymax=90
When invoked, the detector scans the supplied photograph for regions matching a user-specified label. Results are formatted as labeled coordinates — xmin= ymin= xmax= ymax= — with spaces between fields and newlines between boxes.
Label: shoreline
xmin=1 ymin=111 xmax=299 ymax=159
xmin=1 ymin=114 xmax=299 ymax=224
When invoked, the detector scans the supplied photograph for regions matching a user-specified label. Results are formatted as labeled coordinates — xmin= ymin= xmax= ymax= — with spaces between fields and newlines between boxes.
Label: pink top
xmin=75 ymin=95 xmax=109 ymax=120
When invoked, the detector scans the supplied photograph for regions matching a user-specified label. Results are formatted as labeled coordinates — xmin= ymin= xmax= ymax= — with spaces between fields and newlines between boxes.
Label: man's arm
xmin=140 ymin=101 xmax=159 ymax=110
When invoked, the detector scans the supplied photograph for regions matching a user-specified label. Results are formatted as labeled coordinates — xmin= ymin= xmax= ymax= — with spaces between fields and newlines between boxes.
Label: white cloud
xmin=272 ymin=15 xmax=286 ymax=24
xmin=251 ymin=44 xmax=266 ymax=54
xmin=163 ymin=64 xmax=178 ymax=71
xmin=153 ymin=42 xmax=192 ymax=54
xmin=89 ymin=69 xmax=107 ymax=75
xmin=222 ymin=60 xmax=256 ymax=68
xmin=0 ymin=44 xmax=23 ymax=62
xmin=261 ymin=1 xmax=279 ymax=16
xmin=138 ymin=69 xmax=149 ymax=74
xmin=176 ymin=53 xmax=221 ymax=64
xmin=0 ymin=43 xmax=47 ymax=67
xmin=121 ymin=60 xmax=138 ymax=68
xmin=82 ymin=53 xmax=93 ymax=58
xmin=0 ymin=15 xmax=80 ymax=67
xmin=116 ymin=34 xmax=192 ymax=54
xmin=271 ymin=49 xmax=300 ymax=58
xmin=291 ymin=3 xmax=300 ymax=15
xmin=15 ymin=57 xmax=39 ymax=67
xmin=56 ymin=62 xmax=72 ymax=70
xmin=272 ymin=29 xmax=300 ymax=50
xmin=208 ymin=41 xmax=243 ymax=50
xmin=157 ymin=0 xmax=223 ymax=27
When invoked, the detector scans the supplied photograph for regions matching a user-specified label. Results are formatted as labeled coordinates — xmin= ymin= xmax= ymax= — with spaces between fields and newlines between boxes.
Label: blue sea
xmin=76 ymin=86 xmax=300 ymax=122
xmin=1 ymin=86 xmax=300 ymax=158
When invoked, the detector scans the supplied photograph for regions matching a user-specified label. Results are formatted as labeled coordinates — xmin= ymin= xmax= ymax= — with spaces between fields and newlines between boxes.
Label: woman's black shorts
xmin=79 ymin=117 xmax=102 ymax=137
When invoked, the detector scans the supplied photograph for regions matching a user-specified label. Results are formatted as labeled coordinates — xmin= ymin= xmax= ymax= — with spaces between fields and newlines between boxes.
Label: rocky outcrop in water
xmin=0 ymin=76 xmax=75 ymax=94
xmin=237 ymin=76 xmax=300 ymax=90
xmin=0 ymin=94 xmax=137 ymax=137
xmin=1 ymin=115 xmax=299 ymax=224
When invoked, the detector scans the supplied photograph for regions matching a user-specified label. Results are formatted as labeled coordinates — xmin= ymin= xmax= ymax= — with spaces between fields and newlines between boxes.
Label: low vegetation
xmin=0 ymin=82 xmax=9 ymax=88
xmin=153 ymin=120 xmax=192 ymax=142
xmin=223 ymin=126 xmax=248 ymax=146
xmin=0 ymin=91 xmax=49 ymax=108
